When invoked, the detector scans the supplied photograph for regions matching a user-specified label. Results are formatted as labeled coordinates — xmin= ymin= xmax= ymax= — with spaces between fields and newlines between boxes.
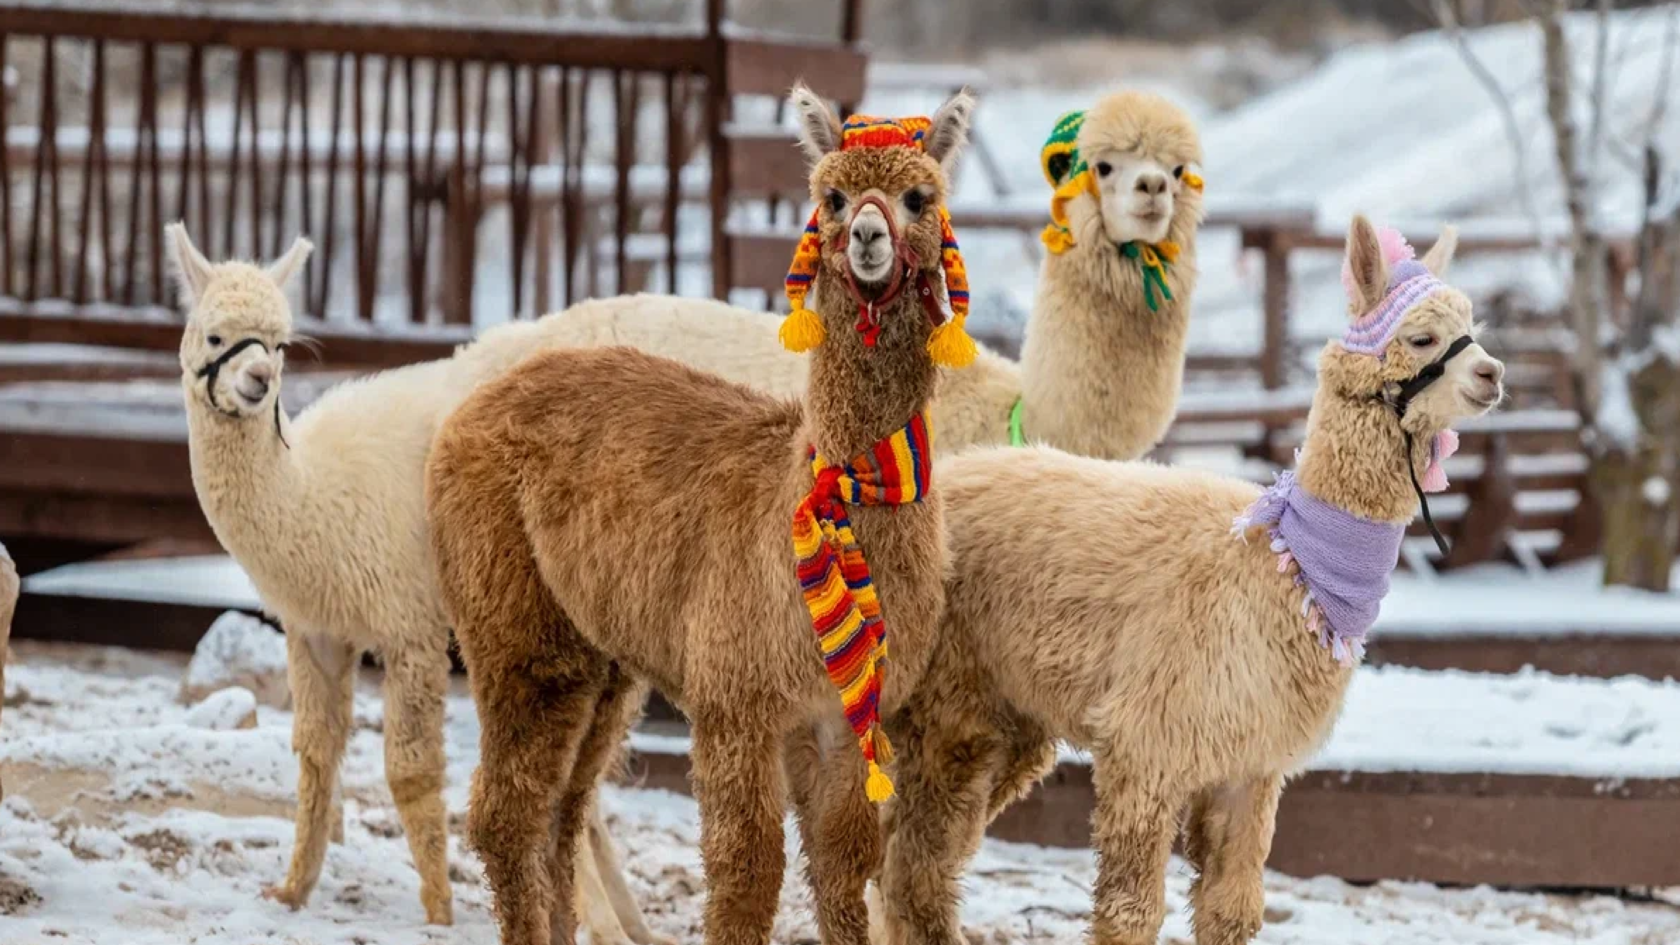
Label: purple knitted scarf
xmin=1231 ymin=471 xmax=1405 ymax=666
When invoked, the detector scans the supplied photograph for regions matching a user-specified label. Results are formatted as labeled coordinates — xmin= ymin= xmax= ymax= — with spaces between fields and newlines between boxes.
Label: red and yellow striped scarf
xmin=792 ymin=412 xmax=933 ymax=803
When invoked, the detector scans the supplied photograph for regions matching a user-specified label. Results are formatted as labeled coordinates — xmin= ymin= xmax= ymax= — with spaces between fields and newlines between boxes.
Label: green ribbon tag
xmin=1009 ymin=398 xmax=1026 ymax=447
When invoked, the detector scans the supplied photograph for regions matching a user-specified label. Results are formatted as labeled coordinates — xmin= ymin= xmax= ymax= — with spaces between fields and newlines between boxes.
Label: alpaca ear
xmin=925 ymin=86 xmax=976 ymax=172
xmin=789 ymin=83 xmax=842 ymax=164
xmin=165 ymin=221 xmax=214 ymax=309
xmin=267 ymin=235 xmax=314 ymax=289
xmin=1420 ymin=224 xmax=1458 ymax=278
xmin=1344 ymin=214 xmax=1390 ymax=316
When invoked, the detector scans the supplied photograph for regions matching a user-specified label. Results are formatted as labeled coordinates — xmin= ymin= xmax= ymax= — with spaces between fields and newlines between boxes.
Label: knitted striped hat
xmin=1340 ymin=226 xmax=1448 ymax=358
xmin=780 ymin=114 xmax=976 ymax=369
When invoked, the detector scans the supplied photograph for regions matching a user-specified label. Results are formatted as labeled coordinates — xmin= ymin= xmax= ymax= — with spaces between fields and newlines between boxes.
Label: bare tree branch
xmin=1586 ymin=0 xmax=1614 ymax=184
xmin=1431 ymin=0 xmax=1547 ymax=238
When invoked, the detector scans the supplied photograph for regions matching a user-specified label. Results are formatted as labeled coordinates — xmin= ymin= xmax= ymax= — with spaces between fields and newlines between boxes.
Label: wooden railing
xmin=0 ymin=0 xmax=865 ymax=356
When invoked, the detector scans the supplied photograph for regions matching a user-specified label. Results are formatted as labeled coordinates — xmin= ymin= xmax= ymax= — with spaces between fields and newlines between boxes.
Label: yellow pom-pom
xmin=1041 ymin=224 xmax=1075 ymax=255
xmin=1183 ymin=170 xmax=1204 ymax=192
xmin=779 ymin=306 xmax=826 ymax=353
xmin=865 ymin=762 xmax=895 ymax=803
xmin=927 ymin=318 xmax=977 ymax=369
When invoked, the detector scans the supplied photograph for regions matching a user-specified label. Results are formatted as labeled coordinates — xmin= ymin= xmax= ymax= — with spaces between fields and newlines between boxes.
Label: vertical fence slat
xmin=224 ymin=50 xmax=251 ymax=258
xmin=403 ymin=56 xmax=419 ymax=325
xmin=25 ymin=35 xmax=56 ymax=301
xmin=296 ymin=51 xmax=315 ymax=306
xmin=664 ymin=71 xmax=680 ymax=294
xmin=1 ymin=34 xmax=14 ymax=299
xmin=613 ymin=70 xmax=633 ymax=295
xmin=363 ymin=54 xmax=395 ymax=322
xmin=506 ymin=61 xmax=534 ymax=317
xmin=247 ymin=51 xmax=265 ymax=261
xmin=120 ymin=43 xmax=158 ymax=306
xmin=74 ymin=38 xmax=107 ymax=304
xmin=316 ymin=52 xmax=345 ymax=317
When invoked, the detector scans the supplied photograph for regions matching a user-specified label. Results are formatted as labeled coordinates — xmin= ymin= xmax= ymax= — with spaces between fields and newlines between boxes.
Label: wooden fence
xmin=0 ymin=0 xmax=865 ymax=353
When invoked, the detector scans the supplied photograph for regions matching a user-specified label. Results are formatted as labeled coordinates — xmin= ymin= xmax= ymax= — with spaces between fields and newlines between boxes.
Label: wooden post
xmin=1260 ymin=226 xmax=1292 ymax=391
xmin=706 ymin=0 xmax=731 ymax=300
xmin=841 ymin=0 xmax=863 ymax=43
xmin=1442 ymin=432 xmax=1517 ymax=570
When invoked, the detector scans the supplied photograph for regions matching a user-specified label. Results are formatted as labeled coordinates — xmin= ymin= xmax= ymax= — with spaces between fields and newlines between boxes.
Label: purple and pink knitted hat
xmin=1339 ymin=226 xmax=1447 ymax=358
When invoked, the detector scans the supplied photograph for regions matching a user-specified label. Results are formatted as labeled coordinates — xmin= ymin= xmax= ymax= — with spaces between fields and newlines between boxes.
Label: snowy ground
xmin=3 ymin=642 xmax=1680 ymax=944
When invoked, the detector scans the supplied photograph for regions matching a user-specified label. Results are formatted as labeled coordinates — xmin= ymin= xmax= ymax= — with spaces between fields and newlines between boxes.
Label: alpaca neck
xmin=1294 ymin=390 xmax=1423 ymax=524
xmin=184 ymin=388 xmax=307 ymax=561
xmin=803 ymin=283 xmax=938 ymax=461
xmin=1016 ymin=211 xmax=1198 ymax=461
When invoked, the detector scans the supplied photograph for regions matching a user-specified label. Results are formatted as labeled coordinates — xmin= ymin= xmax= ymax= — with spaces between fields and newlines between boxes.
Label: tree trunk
xmin=1597 ymin=361 xmax=1680 ymax=592
xmin=1598 ymin=149 xmax=1680 ymax=591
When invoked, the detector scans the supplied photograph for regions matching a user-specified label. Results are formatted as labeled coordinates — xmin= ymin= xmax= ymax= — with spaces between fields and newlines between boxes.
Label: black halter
xmin=1379 ymin=334 xmax=1474 ymax=557
xmin=195 ymin=336 xmax=290 ymax=449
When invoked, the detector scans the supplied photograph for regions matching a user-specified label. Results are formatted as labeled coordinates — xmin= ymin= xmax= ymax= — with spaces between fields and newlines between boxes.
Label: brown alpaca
xmin=878 ymin=216 xmax=1506 ymax=945
xmin=427 ymin=86 xmax=976 ymax=945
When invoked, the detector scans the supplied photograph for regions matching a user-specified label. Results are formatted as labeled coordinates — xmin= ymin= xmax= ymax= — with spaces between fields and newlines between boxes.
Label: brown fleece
xmin=428 ymin=87 xmax=971 ymax=945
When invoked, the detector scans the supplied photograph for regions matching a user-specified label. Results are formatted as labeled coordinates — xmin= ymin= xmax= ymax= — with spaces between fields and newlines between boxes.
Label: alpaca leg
xmin=690 ymin=718 xmax=787 ymax=945
xmin=548 ymin=665 xmax=642 ymax=945
xmin=590 ymin=796 xmax=678 ymax=945
xmin=981 ymin=719 xmax=1056 ymax=825
xmin=1186 ymin=774 xmax=1281 ymax=945
xmin=879 ymin=705 xmax=997 ymax=945
xmin=786 ymin=719 xmax=877 ymax=945
xmin=380 ymin=642 xmax=455 ymax=925
xmin=265 ymin=632 xmax=357 ymax=910
xmin=1088 ymin=754 xmax=1181 ymax=945
xmin=469 ymin=646 xmax=606 ymax=945
xmin=574 ymin=815 xmax=634 ymax=945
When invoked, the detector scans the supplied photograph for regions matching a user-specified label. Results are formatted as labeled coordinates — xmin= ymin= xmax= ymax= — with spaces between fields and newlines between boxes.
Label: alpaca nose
xmin=1135 ymin=172 xmax=1169 ymax=196
xmin=246 ymin=359 xmax=275 ymax=385
xmin=1475 ymin=359 xmax=1504 ymax=385
xmin=851 ymin=213 xmax=888 ymax=247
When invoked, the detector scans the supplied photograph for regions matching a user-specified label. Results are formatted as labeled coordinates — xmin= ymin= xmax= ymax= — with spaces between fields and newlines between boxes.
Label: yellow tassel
xmin=780 ymin=306 xmax=826 ymax=352
xmin=1041 ymin=224 xmax=1075 ymax=255
xmin=927 ymin=315 xmax=977 ymax=369
xmin=1183 ymin=170 xmax=1204 ymax=192
xmin=865 ymin=761 xmax=895 ymax=803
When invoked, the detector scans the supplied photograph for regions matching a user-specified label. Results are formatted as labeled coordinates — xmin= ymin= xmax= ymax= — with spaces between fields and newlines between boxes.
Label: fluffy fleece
xmin=527 ymin=90 xmax=1204 ymax=462
xmin=424 ymin=87 xmax=973 ymax=945
xmin=876 ymin=216 xmax=1506 ymax=945
xmin=164 ymin=226 xmax=670 ymax=944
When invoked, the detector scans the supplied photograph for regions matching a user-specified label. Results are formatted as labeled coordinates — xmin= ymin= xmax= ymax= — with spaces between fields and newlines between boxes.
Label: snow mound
xmin=180 ymin=612 xmax=289 ymax=709
xmin=184 ymin=687 xmax=258 ymax=732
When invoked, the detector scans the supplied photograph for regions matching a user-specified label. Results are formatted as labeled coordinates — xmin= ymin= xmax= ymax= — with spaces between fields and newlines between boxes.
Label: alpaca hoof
xmin=261 ymin=883 xmax=307 ymax=911
xmin=423 ymin=898 xmax=454 ymax=926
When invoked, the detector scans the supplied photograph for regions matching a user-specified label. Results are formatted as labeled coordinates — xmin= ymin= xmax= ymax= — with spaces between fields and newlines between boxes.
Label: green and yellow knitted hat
xmin=1040 ymin=110 xmax=1093 ymax=253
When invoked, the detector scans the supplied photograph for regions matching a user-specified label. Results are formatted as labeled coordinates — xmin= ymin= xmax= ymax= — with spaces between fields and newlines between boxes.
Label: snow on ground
xmin=5 ymin=642 xmax=1680 ymax=943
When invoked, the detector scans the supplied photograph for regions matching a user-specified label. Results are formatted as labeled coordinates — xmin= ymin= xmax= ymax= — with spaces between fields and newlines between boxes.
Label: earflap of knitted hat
xmin=781 ymin=208 xmax=826 ymax=352
xmin=926 ymin=206 xmax=976 ymax=368
xmin=1040 ymin=110 xmax=1091 ymax=254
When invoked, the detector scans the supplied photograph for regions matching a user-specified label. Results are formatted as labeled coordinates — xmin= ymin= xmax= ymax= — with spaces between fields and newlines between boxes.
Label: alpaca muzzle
xmin=1379 ymin=333 xmax=1474 ymax=556
xmin=196 ymin=336 xmax=290 ymax=447
xmin=832 ymin=196 xmax=946 ymax=347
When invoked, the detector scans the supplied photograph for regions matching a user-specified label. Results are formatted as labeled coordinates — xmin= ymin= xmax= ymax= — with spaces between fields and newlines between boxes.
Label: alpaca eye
xmin=902 ymin=190 xmax=927 ymax=216
xmin=1409 ymin=334 xmax=1436 ymax=348
xmin=1173 ymin=165 xmax=1185 ymax=179
xmin=1096 ymin=161 xmax=1113 ymax=178
xmin=826 ymin=191 xmax=847 ymax=215
xmin=207 ymin=334 xmax=223 ymax=347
